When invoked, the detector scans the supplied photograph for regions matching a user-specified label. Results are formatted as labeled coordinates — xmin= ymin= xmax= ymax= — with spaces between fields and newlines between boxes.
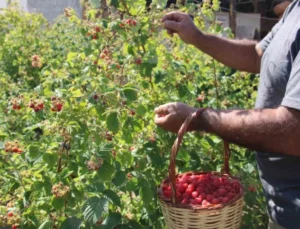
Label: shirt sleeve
xmin=281 ymin=52 xmax=300 ymax=110
xmin=258 ymin=20 xmax=283 ymax=53
xmin=258 ymin=2 xmax=294 ymax=53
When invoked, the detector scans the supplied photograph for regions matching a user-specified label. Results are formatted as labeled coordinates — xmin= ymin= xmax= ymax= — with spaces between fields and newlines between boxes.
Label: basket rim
xmin=157 ymin=171 xmax=245 ymax=210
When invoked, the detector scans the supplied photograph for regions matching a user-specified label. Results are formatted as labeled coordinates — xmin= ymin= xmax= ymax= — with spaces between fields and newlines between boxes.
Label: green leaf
xmin=100 ymin=212 xmax=122 ymax=229
xmin=103 ymin=189 xmax=121 ymax=207
xmin=118 ymin=151 xmax=133 ymax=167
xmin=82 ymin=197 xmax=108 ymax=225
xmin=178 ymin=84 xmax=188 ymax=98
xmin=71 ymin=89 xmax=83 ymax=98
xmin=123 ymin=88 xmax=137 ymax=101
xmin=113 ymin=171 xmax=126 ymax=187
xmin=86 ymin=183 xmax=105 ymax=193
xmin=152 ymin=0 xmax=168 ymax=9
xmin=38 ymin=220 xmax=52 ymax=229
xmin=61 ymin=217 xmax=82 ymax=229
xmin=139 ymin=180 xmax=154 ymax=206
xmin=106 ymin=112 xmax=119 ymax=134
xmin=136 ymin=105 xmax=147 ymax=116
xmin=28 ymin=145 xmax=40 ymax=159
xmin=126 ymin=220 xmax=143 ymax=229
xmin=109 ymin=0 xmax=119 ymax=8
xmin=51 ymin=197 xmax=65 ymax=210
xmin=89 ymin=0 xmax=101 ymax=8
xmin=98 ymin=161 xmax=115 ymax=181
xmin=43 ymin=153 xmax=58 ymax=168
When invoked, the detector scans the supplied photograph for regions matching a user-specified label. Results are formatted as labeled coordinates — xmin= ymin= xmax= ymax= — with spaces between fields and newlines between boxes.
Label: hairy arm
xmin=193 ymin=106 xmax=300 ymax=156
xmin=192 ymin=32 xmax=262 ymax=73
xmin=162 ymin=12 xmax=263 ymax=73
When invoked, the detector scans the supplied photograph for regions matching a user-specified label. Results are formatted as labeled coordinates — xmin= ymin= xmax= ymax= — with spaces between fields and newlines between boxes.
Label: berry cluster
xmin=86 ymin=157 xmax=103 ymax=171
xmin=196 ymin=91 xmax=206 ymax=102
xmin=28 ymin=99 xmax=44 ymax=112
xmin=162 ymin=173 xmax=241 ymax=206
xmin=4 ymin=141 xmax=23 ymax=154
xmin=134 ymin=58 xmax=142 ymax=65
xmin=86 ymin=25 xmax=102 ymax=40
xmin=124 ymin=19 xmax=137 ymax=26
xmin=105 ymin=132 xmax=113 ymax=141
xmin=51 ymin=182 xmax=70 ymax=198
xmin=31 ymin=55 xmax=42 ymax=68
xmin=1 ymin=211 xmax=20 ymax=229
xmin=99 ymin=49 xmax=111 ymax=60
xmin=10 ymin=97 xmax=22 ymax=111
xmin=51 ymin=96 xmax=63 ymax=112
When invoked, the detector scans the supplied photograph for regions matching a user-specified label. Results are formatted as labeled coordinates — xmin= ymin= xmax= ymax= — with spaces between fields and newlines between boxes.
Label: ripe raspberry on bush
xmin=28 ymin=99 xmax=44 ymax=112
xmin=162 ymin=173 xmax=242 ymax=206
xmin=51 ymin=182 xmax=70 ymax=198
xmin=124 ymin=19 xmax=137 ymax=26
xmin=31 ymin=54 xmax=42 ymax=68
xmin=50 ymin=96 xmax=63 ymax=112
xmin=99 ymin=49 xmax=111 ymax=60
xmin=10 ymin=97 xmax=22 ymax=111
xmin=4 ymin=141 xmax=23 ymax=154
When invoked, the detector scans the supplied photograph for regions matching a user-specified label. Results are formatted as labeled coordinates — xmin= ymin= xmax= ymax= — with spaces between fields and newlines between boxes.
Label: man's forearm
xmin=194 ymin=106 xmax=300 ymax=156
xmin=191 ymin=31 xmax=261 ymax=73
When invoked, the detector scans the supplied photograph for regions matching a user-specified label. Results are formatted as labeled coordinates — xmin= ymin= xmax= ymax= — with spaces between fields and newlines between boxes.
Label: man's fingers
xmin=154 ymin=105 xmax=169 ymax=115
xmin=154 ymin=114 xmax=169 ymax=125
xmin=163 ymin=20 xmax=181 ymax=33
xmin=162 ymin=12 xmax=180 ymax=23
xmin=167 ymin=29 xmax=174 ymax=37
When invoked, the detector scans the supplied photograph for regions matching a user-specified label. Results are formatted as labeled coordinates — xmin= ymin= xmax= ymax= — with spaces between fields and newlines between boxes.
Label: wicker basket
xmin=158 ymin=109 xmax=245 ymax=229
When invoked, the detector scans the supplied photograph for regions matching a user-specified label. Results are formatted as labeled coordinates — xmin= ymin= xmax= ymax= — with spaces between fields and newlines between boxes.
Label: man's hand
xmin=162 ymin=12 xmax=202 ymax=44
xmin=154 ymin=102 xmax=197 ymax=133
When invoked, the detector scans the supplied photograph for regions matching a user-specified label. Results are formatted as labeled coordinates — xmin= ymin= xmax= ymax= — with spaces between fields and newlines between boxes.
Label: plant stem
xmin=120 ymin=0 xmax=131 ymax=15
xmin=8 ymin=156 xmax=27 ymax=192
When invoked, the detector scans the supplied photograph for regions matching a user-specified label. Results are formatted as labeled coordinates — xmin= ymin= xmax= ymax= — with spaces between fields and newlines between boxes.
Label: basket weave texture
xmin=158 ymin=109 xmax=245 ymax=229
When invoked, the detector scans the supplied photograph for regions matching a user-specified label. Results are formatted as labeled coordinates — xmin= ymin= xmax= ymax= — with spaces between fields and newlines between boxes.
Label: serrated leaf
xmin=82 ymin=197 xmax=108 ymax=225
xmin=71 ymin=89 xmax=83 ymax=97
xmin=86 ymin=183 xmax=105 ymax=193
xmin=43 ymin=153 xmax=58 ymax=168
xmin=38 ymin=220 xmax=52 ymax=229
xmin=109 ymin=0 xmax=119 ymax=8
xmin=98 ymin=162 xmax=115 ymax=181
xmin=113 ymin=171 xmax=126 ymax=187
xmin=139 ymin=180 xmax=154 ymax=205
xmin=136 ymin=105 xmax=146 ymax=116
xmin=28 ymin=145 xmax=40 ymax=159
xmin=61 ymin=217 xmax=81 ymax=229
xmin=126 ymin=220 xmax=143 ymax=229
xmin=103 ymin=189 xmax=121 ymax=207
xmin=106 ymin=112 xmax=119 ymax=134
xmin=178 ymin=84 xmax=188 ymax=98
xmin=51 ymin=197 xmax=64 ymax=210
xmin=123 ymin=88 xmax=137 ymax=101
xmin=100 ymin=212 xmax=122 ymax=229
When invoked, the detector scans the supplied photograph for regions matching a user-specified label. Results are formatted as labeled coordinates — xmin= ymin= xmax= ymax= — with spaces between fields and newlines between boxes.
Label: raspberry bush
xmin=0 ymin=1 xmax=267 ymax=228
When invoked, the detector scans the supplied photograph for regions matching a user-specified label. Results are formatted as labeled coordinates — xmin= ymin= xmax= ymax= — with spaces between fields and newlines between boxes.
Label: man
xmin=154 ymin=1 xmax=300 ymax=229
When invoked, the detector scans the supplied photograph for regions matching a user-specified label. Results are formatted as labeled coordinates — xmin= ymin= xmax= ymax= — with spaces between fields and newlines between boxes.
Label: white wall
xmin=1 ymin=0 xmax=82 ymax=21
xmin=0 ymin=0 xmax=8 ymax=9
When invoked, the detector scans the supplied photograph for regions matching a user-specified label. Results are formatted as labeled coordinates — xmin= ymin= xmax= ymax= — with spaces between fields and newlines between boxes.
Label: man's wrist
xmin=190 ymin=29 xmax=205 ymax=46
xmin=190 ymin=108 xmax=210 ymax=132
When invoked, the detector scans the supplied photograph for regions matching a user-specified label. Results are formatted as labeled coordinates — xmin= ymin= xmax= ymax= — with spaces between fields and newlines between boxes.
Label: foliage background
xmin=0 ymin=0 xmax=267 ymax=228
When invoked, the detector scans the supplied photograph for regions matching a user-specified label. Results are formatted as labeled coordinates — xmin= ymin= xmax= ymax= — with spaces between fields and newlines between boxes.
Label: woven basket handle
xmin=168 ymin=109 xmax=231 ymax=204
